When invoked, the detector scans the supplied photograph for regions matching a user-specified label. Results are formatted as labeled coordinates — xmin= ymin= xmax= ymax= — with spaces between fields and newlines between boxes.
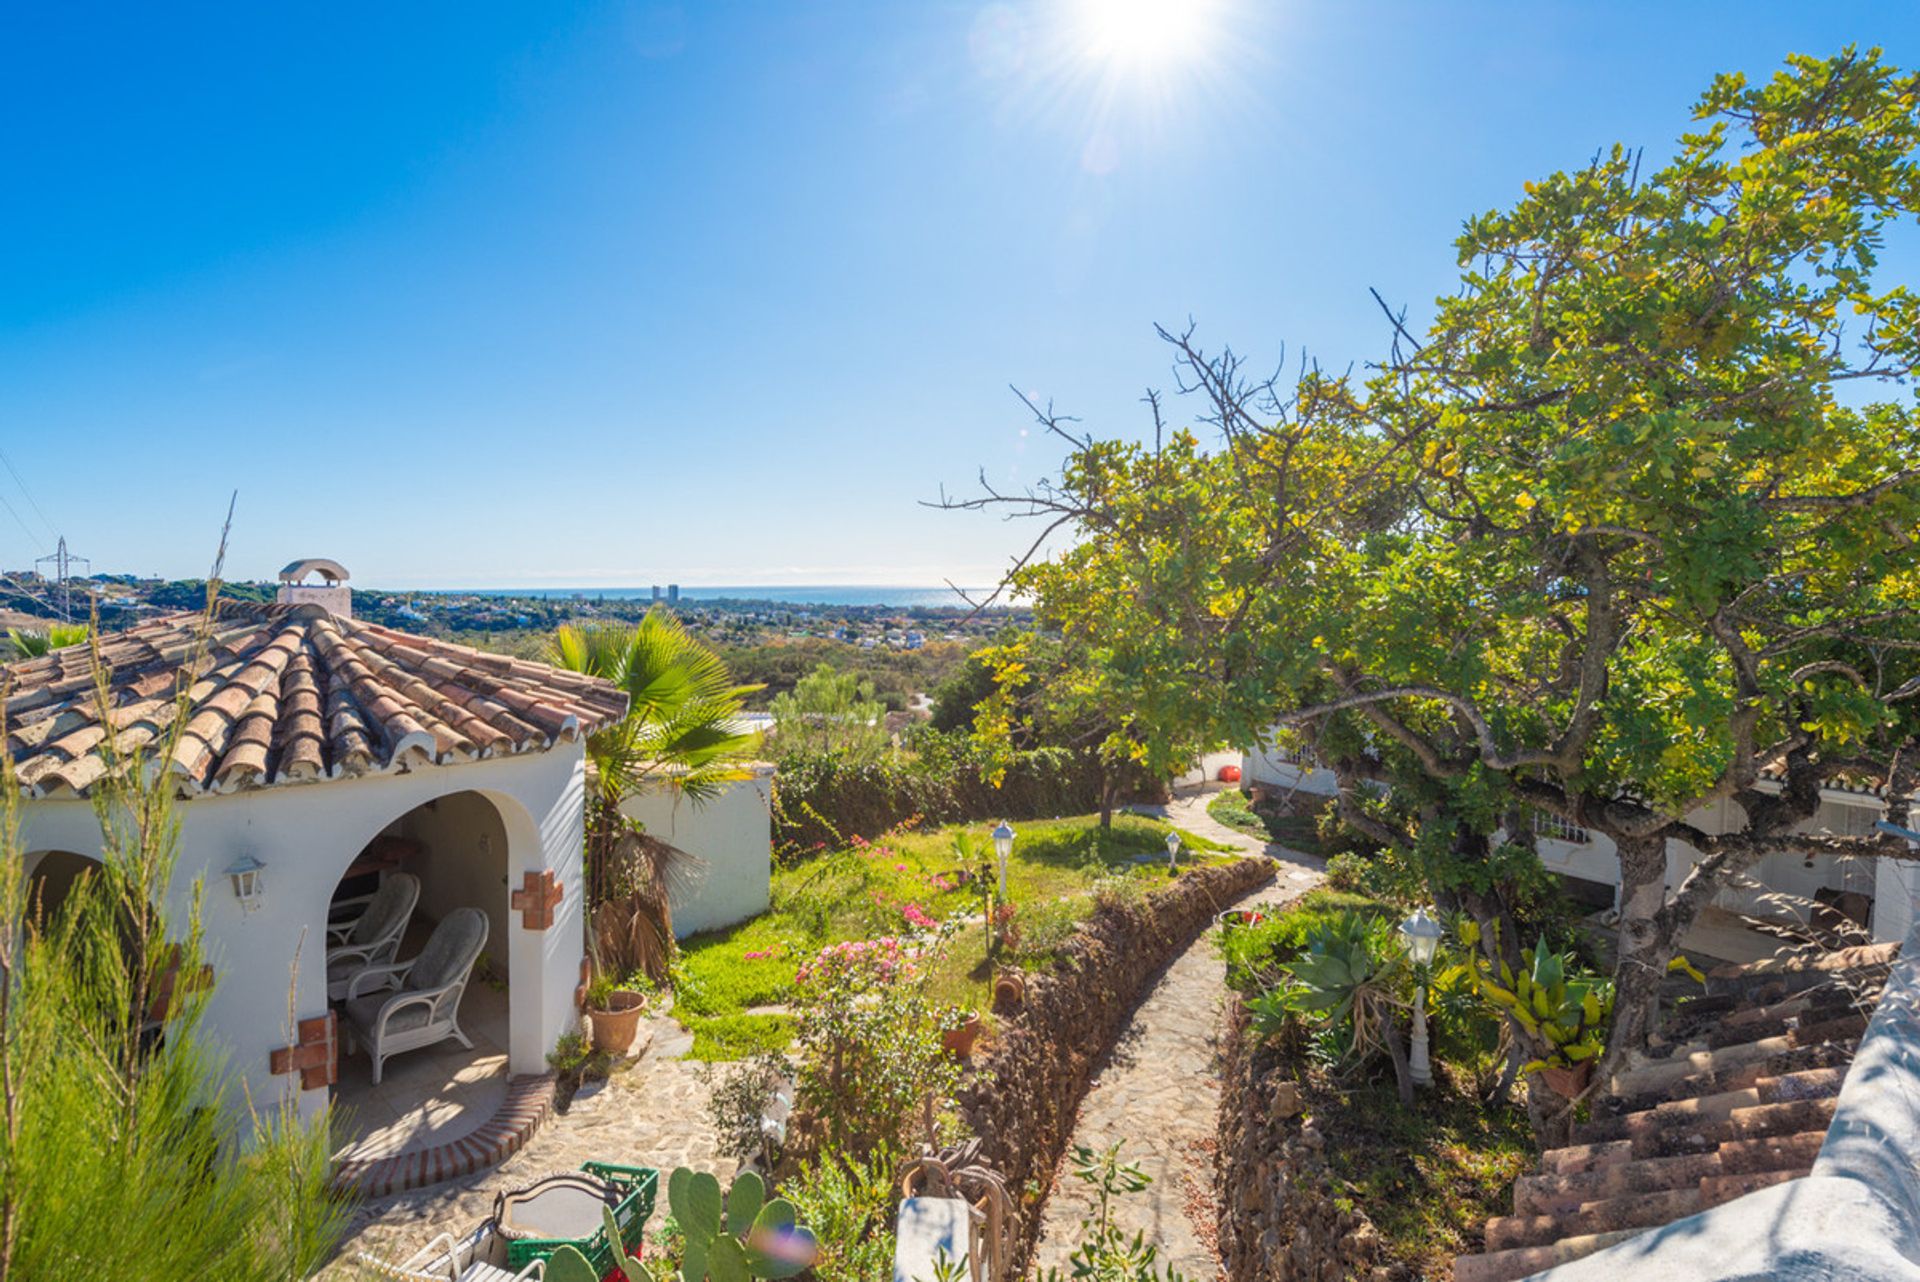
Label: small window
xmin=1284 ymin=743 xmax=1322 ymax=769
xmin=1532 ymin=810 xmax=1592 ymax=845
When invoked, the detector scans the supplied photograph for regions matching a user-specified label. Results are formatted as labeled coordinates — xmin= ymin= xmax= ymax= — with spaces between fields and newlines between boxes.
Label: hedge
xmin=769 ymin=735 xmax=1156 ymax=857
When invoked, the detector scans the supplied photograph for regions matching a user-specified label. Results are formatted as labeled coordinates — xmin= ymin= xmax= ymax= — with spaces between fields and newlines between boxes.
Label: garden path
xmin=325 ymin=1016 xmax=729 ymax=1276
xmin=1029 ymin=787 xmax=1323 ymax=1281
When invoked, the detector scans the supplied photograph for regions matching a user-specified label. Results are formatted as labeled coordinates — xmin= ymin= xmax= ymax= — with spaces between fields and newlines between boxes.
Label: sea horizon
xmin=402 ymin=584 xmax=1010 ymax=609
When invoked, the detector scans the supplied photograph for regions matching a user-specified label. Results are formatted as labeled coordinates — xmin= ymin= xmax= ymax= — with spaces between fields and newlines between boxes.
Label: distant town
xmin=0 ymin=569 xmax=1025 ymax=694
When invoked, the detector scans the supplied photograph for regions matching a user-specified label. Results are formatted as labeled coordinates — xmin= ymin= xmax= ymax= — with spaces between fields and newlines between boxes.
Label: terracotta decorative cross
xmin=512 ymin=869 xmax=563 ymax=931
xmin=268 ymin=1011 xmax=337 ymax=1089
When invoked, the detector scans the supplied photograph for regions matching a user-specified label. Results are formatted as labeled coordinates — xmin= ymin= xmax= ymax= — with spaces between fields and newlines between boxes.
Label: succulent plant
xmin=543 ymin=1168 xmax=818 ymax=1282
xmin=672 ymin=1168 xmax=818 ymax=1282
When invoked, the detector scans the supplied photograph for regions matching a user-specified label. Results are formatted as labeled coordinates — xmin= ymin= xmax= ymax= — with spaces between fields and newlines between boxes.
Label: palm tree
xmin=548 ymin=608 xmax=761 ymax=983
xmin=6 ymin=622 xmax=89 ymax=659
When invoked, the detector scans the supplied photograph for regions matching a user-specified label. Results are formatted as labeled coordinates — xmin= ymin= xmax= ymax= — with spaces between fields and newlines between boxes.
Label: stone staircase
xmin=1450 ymin=945 xmax=1895 ymax=1282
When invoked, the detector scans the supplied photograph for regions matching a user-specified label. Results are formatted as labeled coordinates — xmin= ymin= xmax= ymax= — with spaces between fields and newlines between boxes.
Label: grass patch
xmin=1310 ymin=1068 xmax=1533 ymax=1274
xmin=685 ymin=1012 xmax=797 ymax=1062
xmin=673 ymin=812 xmax=1233 ymax=1059
xmin=1208 ymin=789 xmax=1327 ymax=855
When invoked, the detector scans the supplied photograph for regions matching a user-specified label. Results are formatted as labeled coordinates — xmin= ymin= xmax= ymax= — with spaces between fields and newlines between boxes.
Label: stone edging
xmin=957 ymin=856 xmax=1276 ymax=1276
xmin=331 ymin=1072 xmax=557 ymax=1199
xmin=1215 ymin=997 xmax=1395 ymax=1282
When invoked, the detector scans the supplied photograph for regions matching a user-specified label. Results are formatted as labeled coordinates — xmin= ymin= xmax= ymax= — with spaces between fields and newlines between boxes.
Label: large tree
xmin=959 ymin=49 xmax=1920 ymax=1129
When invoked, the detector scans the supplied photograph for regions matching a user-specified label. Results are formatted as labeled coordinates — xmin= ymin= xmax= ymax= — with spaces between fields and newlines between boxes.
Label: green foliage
xmin=769 ymin=664 xmax=890 ymax=761
xmin=983 ymin=48 xmax=1920 ymax=1082
xmin=1253 ymin=912 xmax=1408 ymax=1065
xmin=1038 ymin=1144 xmax=1187 ymax=1282
xmin=675 ymin=813 xmax=1227 ymax=1056
xmin=706 ymin=1050 xmax=795 ymax=1163
xmin=4 ymin=621 xmax=88 ymax=659
xmin=791 ymin=938 xmax=961 ymax=1157
xmin=686 ymin=1012 xmax=798 ymax=1063
xmin=1219 ymin=889 xmax=1394 ymax=994
xmin=670 ymin=1168 xmax=816 ymax=1282
xmin=781 ymin=1147 xmax=899 ymax=1282
xmin=722 ymin=636 xmax=972 ymax=714
xmin=769 ymin=732 xmax=1137 ymax=857
xmin=0 ymin=638 xmax=346 ymax=1277
xmin=1321 ymin=852 xmax=1370 ymax=894
xmin=550 ymin=608 xmax=762 ymax=809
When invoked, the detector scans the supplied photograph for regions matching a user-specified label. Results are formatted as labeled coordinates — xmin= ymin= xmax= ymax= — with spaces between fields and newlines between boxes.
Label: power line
xmin=0 ymin=488 xmax=46 ymax=555
xmin=34 ymin=537 xmax=88 ymax=622
xmin=0 ymin=446 xmax=57 ymax=544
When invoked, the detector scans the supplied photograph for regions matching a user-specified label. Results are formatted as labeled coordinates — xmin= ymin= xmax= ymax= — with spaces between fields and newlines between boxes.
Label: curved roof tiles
xmin=2 ymin=602 xmax=627 ymax=798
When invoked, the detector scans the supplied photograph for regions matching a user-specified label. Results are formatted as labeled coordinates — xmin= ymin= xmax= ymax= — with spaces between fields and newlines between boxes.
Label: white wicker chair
xmin=326 ymin=873 xmax=421 ymax=1001
xmin=343 ymin=907 xmax=489 ymax=1084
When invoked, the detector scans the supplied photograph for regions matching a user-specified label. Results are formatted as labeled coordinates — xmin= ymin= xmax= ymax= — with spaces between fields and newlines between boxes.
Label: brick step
xmin=1515 ymin=1150 xmax=1722 ymax=1216
xmin=1577 ymin=1066 xmax=1845 ymax=1146
xmin=1515 ymin=1126 xmax=1824 ymax=1216
xmin=1485 ymin=1186 xmax=1703 ymax=1252
xmin=1452 ymin=1230 xmax=1648 ymax=1282
xmin=1597 ymin=1043 xmax=1853 ymax=1117
xmin=1539 ymin=1139 xmax=1633 ymax=1176
xmin=1704 ymin=942 xmax=1897 ymax=1004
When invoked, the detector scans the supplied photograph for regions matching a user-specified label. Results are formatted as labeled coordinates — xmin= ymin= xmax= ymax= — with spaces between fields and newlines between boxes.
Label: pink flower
xmin=744 ymin=950 xmax=772 ymax=960
xmin=895 ymin=863 xmax=909 ymax=872
xmin=902 ymin=903 xmax=936 ymax=930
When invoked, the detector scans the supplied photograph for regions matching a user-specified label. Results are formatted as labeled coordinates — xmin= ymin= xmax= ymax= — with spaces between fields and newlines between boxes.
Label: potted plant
xmin=941 ymin=1005 xmax=983 ymax=1057
xmin=993 ymin=968 xmax=1026 ymax=1010
xmin=584 ymin=970 xmax=650 ymax=1055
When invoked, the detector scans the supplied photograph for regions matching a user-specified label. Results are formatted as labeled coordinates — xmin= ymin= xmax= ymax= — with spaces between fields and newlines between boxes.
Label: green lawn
xmin=1207 ymin=789 xmax=1328 ymax=855
xmin=672 ymin=812 xmax=1234 ymax=1060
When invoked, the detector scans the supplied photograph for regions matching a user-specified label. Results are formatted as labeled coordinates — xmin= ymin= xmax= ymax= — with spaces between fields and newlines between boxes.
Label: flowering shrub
xmin=902 ymin=903 xmax=937 ymax=931
xmin=792 ymin=935 xmax=960 ymax=1156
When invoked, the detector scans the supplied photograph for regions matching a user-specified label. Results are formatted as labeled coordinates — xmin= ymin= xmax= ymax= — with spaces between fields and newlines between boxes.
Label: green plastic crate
xmin=503 ymin=1161 xmax=659 ymax=1275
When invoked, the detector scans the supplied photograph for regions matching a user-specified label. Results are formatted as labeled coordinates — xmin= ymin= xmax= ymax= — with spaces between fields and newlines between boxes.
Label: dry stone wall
xmin=1215 ymin=997 xmax=1403 ymax=1282
xmin=956 ymin=856 xmax=1275 ymax=1276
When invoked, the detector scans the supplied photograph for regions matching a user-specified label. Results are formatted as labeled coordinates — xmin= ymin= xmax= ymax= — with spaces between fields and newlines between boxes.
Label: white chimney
xmin=277 ymin=558 xmax=352 ymax=618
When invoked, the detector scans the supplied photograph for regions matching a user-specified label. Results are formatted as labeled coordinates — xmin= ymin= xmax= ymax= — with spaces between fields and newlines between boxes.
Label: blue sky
xmin=1 ymin=2 xmax=1912 ymax=589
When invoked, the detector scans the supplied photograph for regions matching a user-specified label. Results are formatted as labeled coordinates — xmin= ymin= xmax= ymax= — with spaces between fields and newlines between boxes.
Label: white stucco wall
xmin=620 ymin=764 xmax=774 ymax=939
xmin=1239 ymin=744 xmax=1339 ymax=798
xmin=15 ymin=744 xmax=590 ymax=1129
xmin=399 ymin=791 xmax=513 ymax=973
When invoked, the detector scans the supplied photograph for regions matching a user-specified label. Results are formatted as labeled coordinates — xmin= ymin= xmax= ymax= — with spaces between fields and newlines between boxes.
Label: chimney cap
xmin=278 ymin=558 xmax=351 ymax=586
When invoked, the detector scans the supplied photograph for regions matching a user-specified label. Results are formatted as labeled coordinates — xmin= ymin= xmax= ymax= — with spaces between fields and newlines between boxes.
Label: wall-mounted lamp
xmin=224 ymin=854 xmax=266 ymax=913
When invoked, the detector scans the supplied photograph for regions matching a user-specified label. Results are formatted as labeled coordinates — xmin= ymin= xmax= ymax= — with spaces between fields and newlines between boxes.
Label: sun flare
xmin=1073 ymin=0 xmax=1216 ymax=71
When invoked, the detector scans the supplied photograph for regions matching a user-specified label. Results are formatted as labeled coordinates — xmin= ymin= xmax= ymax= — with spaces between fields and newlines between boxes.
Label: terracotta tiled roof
xmin=1452 ymin=941 xmax=1898 ymax=1282
xmin=1 ymin=602 xmax=628 ymax=797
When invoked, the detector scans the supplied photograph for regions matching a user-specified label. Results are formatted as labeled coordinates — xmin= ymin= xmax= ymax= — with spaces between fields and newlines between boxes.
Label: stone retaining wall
xmin=957 ymin=856 xmax=1276 ymax=1276
xmin=1215 ymin=998 xmax=1399 ymax=1282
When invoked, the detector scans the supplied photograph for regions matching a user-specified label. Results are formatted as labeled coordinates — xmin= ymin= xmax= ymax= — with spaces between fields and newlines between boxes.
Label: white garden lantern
xmin=1399 ymin=907 xmax=1443 ymax=1086
xmin=1166 ymin=829 xmax=1182 ymax=871
xmin=224 ymin=853 xmax=266 ymax=914
xmin=991 ymin=821 xmax=1015 ymax=900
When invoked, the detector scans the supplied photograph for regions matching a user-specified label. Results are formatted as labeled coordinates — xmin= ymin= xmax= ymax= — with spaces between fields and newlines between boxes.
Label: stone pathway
xmin=1029 ymin=787 xmax=1323 ymax=1281
xmin=324 ymin=1015 xmax=731 ymax=1276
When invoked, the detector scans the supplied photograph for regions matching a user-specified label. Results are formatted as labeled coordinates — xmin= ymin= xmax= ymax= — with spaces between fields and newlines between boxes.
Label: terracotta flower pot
xmin=1541 ymin=1060 xmax=1593 ymax=1099
xmin=586 ymin=990 xmax=648 ymax=1055
xmin=943 ymin=1012 xmax=983 ymax=1058
xmin=993 ymin=970 xmax=1026 ymax=1010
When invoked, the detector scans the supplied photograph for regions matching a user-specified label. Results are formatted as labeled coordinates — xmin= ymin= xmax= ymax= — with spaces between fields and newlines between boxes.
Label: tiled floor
xmin=331 ymin=973 xmax=513 ymax=1163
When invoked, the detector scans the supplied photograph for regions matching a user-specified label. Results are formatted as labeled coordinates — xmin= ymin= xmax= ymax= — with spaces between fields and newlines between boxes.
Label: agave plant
xmin=548 ymin=609 xmax=761 ymax=982
xmin=1452 ymin=919 xmax=1703 ymax=1082
xmin=1248 ymin=910 xmax=1414 ymax=1098
xmin=5 ymin=621 xmax=88 ymax=659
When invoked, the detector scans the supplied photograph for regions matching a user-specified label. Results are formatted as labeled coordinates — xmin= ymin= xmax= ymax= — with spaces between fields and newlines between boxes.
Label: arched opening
xmin=23 ymin=849 xmax=105 ymax=931
xmin=325 ymin=790 xmax=515 ymax=1164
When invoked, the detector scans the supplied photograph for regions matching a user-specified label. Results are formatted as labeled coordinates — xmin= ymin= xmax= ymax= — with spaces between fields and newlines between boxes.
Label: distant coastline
xmin=407 ymin=585 xmax=1005 ymax=609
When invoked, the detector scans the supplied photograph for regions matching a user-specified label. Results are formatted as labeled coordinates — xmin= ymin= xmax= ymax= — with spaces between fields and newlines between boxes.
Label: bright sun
xmin=1074 ymin=0 xmax=1214 ymax=70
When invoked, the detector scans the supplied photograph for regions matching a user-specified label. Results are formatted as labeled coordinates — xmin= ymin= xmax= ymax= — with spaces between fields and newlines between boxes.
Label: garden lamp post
xmin=1165 ymin=829 xmax=1182 ymax=873
xmin=1399 ymin=907 xmax=1443 ymax=1088
xmin=991 ymin=821 xmax=1015 ymax=901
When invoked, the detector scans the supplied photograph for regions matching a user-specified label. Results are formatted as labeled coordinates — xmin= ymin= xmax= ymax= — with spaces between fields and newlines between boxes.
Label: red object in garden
xmin=1218 ymin=764 xmax=1242 ymax=782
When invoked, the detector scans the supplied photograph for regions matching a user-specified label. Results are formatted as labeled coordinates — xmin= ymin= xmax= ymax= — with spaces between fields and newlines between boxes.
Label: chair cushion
xmin=345 ymin=992 xmax=432 ymax=1036
xmin=350 ymin=873 xmax=420 ymax=946
xmin=409 ymin=907 xmax=489 ymax=991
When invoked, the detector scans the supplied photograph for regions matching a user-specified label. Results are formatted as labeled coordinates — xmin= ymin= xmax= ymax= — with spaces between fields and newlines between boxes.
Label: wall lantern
xmin=224 ymin=853 xmax=266 ymax=914
xmin=991 ymin=821 xmax=1015 ymax=900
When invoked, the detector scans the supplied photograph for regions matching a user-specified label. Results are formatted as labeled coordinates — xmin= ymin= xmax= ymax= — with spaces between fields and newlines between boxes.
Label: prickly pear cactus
xmin=543 ymin=1244 xmax=601 ymax=1282
xmin=669 ymin=1168 xmax=818 ymax=1282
